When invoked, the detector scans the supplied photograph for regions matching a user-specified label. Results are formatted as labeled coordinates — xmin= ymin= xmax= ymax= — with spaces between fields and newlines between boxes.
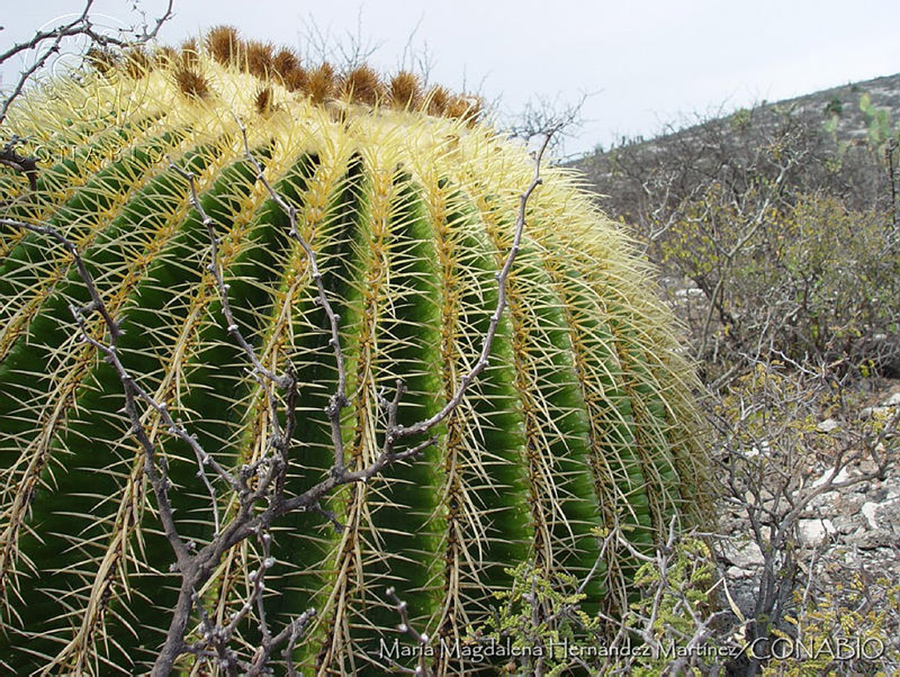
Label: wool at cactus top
xmin=0 ymin=32 xmax=710 ymax=675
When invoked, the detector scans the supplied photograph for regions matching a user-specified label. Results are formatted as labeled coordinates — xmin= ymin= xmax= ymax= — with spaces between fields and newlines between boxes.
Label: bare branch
xmin=0 ymin=0 xmax=174 ymax=126
xmin=385 ymin=587 xmax=431 ymax=676
xmin=0 ymin=216 xmax=189 ymax=566
xmin=232 ymin=117 xmax=350 ymax=474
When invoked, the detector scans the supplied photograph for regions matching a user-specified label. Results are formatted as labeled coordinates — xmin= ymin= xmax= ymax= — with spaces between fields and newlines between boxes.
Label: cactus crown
xmin=0 ymin=28 xmax=709 ymax=674
xmin=86 ymin=25 xmax=483 ymax=120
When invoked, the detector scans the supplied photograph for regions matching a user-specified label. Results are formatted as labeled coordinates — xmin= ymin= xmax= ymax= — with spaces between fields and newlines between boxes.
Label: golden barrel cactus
xmin=0 ymin=29 xmax=709 ymax=675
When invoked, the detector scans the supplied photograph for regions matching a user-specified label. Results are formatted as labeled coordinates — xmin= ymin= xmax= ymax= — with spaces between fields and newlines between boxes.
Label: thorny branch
xmin=384 ymin=587 xmax=432 ymax=676
xmin=1 ymin=118 xmax=558 ymax=672
xmin=386 ymin=125 xmax=558 ymax=446
xmin=697 ymin=162 xmax=791 ymax=358
xmin=507 ymin=93 xmax=588 ymax=159
xmin=231 ymin=116 xmax=350 ymax=474
xmin=591 ymin=519 xmax=727 ymax=675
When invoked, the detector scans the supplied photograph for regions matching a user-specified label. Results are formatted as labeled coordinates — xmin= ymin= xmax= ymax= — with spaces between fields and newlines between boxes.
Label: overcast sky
xmin=3 ymin=0 xmax=899 ymax=157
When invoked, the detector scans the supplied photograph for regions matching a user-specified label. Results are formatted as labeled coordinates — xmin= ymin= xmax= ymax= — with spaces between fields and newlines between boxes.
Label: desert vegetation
xmin=575 ymin=79 xmax=900 ymax=675
xmin=1 ymin=4 xmax=898 ymax=675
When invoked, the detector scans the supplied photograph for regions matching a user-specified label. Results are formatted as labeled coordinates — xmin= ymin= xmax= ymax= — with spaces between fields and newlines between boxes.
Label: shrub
xmin=661 ymin=190 xmax=900 ymax=375
xmin=762 ymin=576 xmax=900 ymax=676
xmin=579 ymin=102 xmax=900 ymax=380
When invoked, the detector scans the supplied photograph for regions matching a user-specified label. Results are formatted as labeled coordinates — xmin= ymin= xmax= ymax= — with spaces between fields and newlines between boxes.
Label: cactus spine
xmin=0 ymin=30 xmax=709 ymax=674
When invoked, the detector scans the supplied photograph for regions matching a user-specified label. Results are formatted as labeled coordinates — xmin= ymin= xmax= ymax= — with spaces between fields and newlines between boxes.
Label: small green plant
xmin=860 ymin=93 xmax=900 ymax=150
xmin=659 ymin=190 xmax=900 ymax=375
xmin=762 ymin=575 xmax=900 ymax=676
xmin=824 ymin=97 xmax=843 ymax=119
xmin=624 ymin=536 xmax=721 ymax=676
xmin=730 ymin=108 xmax=753 ymax=134
xmin=467 ymin=535 xmax=723 ymax=676
xmin=860 ymin=93 xmax=900 ymax=237
xmin=465 ymin=561 xmax=602 ymax=676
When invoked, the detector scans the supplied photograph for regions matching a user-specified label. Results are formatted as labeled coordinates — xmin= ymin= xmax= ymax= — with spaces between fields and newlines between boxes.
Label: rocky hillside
xmin=573 ymin=72 xmax=900 ymax=183
xmin=566 ymin=73 xmax=900 ymax=674
xmin=572 ymin=72 xmax=900 ymax=226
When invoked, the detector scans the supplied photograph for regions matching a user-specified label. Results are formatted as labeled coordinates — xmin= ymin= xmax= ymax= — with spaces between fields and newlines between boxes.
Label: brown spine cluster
xmin=272 ymin=48 xmax=301 ymax=79
xmin=124 ymin=48 xmax=151 ymax=79
xmin=153 ymin=46 xmax=178 ymax=69
xmin=93 ymin=26 xmax=482 ymax=122
xmin=388 ymin=71 xmax=421 ymax=110
xmin=254 ymin=86 xmax=274 ymax=115
xmin=282 ymin=67 xmax=309 ymax=93
xmin=306 ymin=63 xmax=336 ymax=104
xmin=339 ymin=65 xmax=383 ymax=106
xmin=446 ymin=94 xmax=483 ymax=124
xmin=426 ymin=85 xmax=451 ymax=116
xmin=244 ymin=41 xmax=275 ymax=78
xmin=206 ymin=25 xmax=240 ymax=65
xmin=174 ymin=67 xmax=211 ymax=99
xmin=179 ymin=39 xmax=200 ymax=69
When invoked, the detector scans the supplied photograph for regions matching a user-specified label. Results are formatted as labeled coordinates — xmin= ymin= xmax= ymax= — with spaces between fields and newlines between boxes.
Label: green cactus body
xmin=0 ymin=34 xmax=709 ymax=675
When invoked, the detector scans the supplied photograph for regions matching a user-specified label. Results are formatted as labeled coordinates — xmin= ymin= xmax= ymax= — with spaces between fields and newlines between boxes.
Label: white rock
xmin=811 ymin=466 xmax=851 ymax=489
xmin=862 ymin=502 xmax=880 ymax=530
xmin=726 ymin=565 xmax=756 ymax=580
xmin=817 ymin=418 xmax=840 ymax=433
xmin=746 ymin=440 xmax=770 ymax=458
xmin=883 ymin=392 xmax=900 ymax=407
xmin=861 ymin=406 xmax=889 ymax=418
xmin=674 ymin=287 xmax=705 ymax=298
xmin=723 ymin=540 xmax=765 ymax=570
xmin=798 ymin=518 xmax=835 ymax=546
xmin=848 ymin=528 xmax=894 ymax=550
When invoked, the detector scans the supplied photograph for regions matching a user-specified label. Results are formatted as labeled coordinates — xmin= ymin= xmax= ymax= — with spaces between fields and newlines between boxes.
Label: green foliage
xmin=763 ymin=576 xmax=900 ymax=677
xmin=860 ymin=93 xmax=900 ymax=149
xmin=466 ymin=561 xmax=601 ymax=676
xmin=582 ymin=88 xmax=900 ymax=379
xmin=859 ymin=92 xmax=900 ymax=239
xmin=576 ymin=83 xmax=900 ymax=677
xmin=824 ymin=97 xmax=843 ymax=119
xmin=730 ymin=108 xmax=753 ymax=134
xmin=660 ymin=190 xmax=900 ymax=373
xmin=631 ymin=537 xmax=716 ymax=631
xmin=626 ymin=537 xmax=719 ymax=677
xmin=468 ymin=536 xmax=721 ymax=676
xmin=471 ymin=518 xmax=900 ymax=676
